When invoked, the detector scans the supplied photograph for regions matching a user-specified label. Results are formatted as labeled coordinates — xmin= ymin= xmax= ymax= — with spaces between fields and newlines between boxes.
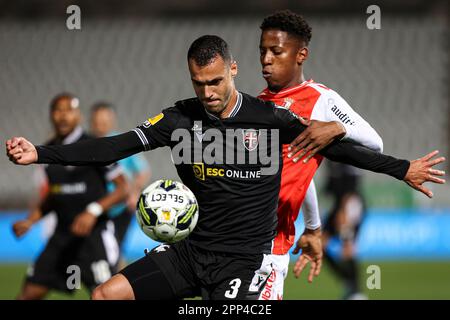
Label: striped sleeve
xmin=134 ymin=107 xmax=181 ymax=151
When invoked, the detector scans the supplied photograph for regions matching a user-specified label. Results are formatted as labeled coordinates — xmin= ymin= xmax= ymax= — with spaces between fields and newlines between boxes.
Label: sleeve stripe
xmin=136 ymin=128 xmax=150 ymax=148
xmin=133 ymin=128 xmax=150 ymax=151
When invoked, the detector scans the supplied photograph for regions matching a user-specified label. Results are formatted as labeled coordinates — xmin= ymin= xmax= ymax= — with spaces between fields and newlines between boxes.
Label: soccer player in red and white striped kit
xmin=256 ymin=10 xmax=443 ymax=300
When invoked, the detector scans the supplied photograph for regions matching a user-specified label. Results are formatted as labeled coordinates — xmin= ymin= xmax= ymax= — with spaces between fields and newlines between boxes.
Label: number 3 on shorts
xmin=224 ymin=278 xmax=241 ymax=299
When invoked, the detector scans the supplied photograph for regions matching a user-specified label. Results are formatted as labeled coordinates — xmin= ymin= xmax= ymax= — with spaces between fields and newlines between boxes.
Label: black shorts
xmin=26 ymin=220 xmax=120 ymax=293
xmin=111 ymin=208 xmax=132 ymax=246
xmin=120 ymin=240 xmax=269 ymax=300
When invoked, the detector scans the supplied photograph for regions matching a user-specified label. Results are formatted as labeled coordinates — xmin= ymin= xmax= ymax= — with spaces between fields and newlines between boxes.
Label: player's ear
xmin=297 ymin=47 xmax=309 ymax=65
xmin=230 ymin=60 xmax=238 ymax=79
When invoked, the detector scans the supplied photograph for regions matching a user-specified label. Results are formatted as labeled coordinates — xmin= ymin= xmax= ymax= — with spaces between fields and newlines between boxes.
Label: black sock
xmin=341 ymin=257 xmax=359 ymax=297
xmin=323 ymin=250 xmax=346 ymax=278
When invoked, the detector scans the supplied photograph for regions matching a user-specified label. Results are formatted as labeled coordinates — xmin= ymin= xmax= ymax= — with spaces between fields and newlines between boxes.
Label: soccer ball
xmin=136 ymin=179 xmax=199 ymax=243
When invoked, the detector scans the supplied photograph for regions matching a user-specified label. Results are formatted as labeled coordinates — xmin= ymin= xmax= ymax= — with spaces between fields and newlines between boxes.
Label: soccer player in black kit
xmin=11 ymin=94 xmax=128 ymax=299
xmin=6 ymin=36 xmax=445 ymax=300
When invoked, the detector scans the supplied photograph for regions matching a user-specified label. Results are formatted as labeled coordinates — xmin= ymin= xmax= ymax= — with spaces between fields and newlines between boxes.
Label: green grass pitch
xmin=0 ymin=261 xmax=449 ymax=300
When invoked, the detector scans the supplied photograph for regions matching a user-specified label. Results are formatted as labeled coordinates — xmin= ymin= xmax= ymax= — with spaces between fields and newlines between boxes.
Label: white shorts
xmin=249 ymin=253 xmax=290 ymax=300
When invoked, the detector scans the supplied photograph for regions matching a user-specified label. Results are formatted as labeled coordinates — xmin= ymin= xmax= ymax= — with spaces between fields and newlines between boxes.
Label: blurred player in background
xmin=12 ymin=93 xmax=128 ymax=299
xmin=90 ymin=102 xmax=151 ymax=265
xmin=323 ymin=162 xmax=367 ymax=300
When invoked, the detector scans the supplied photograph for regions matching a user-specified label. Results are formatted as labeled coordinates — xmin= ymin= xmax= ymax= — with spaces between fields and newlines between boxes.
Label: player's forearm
xmin=36 ymin=131 xmax=143 ymax=166
xmin=96 ymin=175 xmax=129 ymax=212
xmin=319 ymin=141 xmax=410 ymax=180
xmin=342 ymin=124 xmax=384 ymax=153
xmin=26 ymin=206 xmax=44 ymax=224
xmin=132 ymin=170 xmax=151 ymax=193
xmin=312 ymin=99 xmax=384 ymax=152
xmin=302 ymin=180 xmax=321 ymax=230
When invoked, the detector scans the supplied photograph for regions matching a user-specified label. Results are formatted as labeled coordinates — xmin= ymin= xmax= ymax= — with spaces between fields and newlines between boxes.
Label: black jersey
xmin=40 ymin=127 xmax=122 ymax=231
xmin=36 ymin=92 xmax=410 ymax=254
xmin=132 ymin=92 xmax=310 ymax=253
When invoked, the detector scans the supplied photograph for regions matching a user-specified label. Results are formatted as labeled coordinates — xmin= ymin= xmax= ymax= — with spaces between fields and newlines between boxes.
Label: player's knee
xmin=92 ymin=274 xmax=134 ymax=300
xmin=17 ymin=283 xmax=48 ymax=300
xmin=91 ymin=284 xmax=108 ymax=300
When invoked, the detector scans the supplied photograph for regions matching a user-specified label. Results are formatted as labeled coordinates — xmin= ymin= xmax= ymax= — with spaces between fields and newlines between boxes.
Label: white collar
xmin=62 ymin=126 xmax=83 ymax=145
xmin=204 ymin=91 xmax=242 ymax=120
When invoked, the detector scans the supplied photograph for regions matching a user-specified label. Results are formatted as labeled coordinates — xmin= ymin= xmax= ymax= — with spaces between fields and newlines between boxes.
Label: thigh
xmin=121 ymin=242 xmax=199 ymax=300
xmin=112 ymin=209 xmax=132 ymax=246
xmin=18 ymin=282 xmax=50 ymax=300
xmin=78 ymin=221 xmax=120 ymax=291
xmin=256 ymin=253 xmax=290 ymax=300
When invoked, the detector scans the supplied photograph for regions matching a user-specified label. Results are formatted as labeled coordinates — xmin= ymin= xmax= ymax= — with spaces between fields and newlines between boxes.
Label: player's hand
xmin=404 ymin=150 xmax=446 ymax=198
xmin=292 ymin=227 xmax=323 ymax=283
xmin=288 ymin=119 xmax=346 ymax=163
xmin=5 ymin=137 xmax=38 ymax=165
xmin=71 ymin=211 xmax=97 ymax=237
xmin=12 ymin=219 xmax=33 ymax=238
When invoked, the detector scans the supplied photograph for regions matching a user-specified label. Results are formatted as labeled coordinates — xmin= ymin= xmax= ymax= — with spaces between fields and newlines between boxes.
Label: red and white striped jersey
xmin=258 ymin=80 xmax=382 ymax=254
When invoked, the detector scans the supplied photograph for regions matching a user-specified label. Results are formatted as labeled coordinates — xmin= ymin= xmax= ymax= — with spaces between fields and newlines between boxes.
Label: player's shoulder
xmin=142 ymin=97 xmax=202 ymax=126
xmin=79 ymin=132 xmax=94 ymax=141
xmin=305 ymin=81 xmax=342 ymax=99
xmin=174 ymin=97 xmax=201 ymax=111
xmin=170 ymin=97 xmax=204 ymax=118
xmin=240 ymin=92 xmax=287 ymax=122
xmin=241 ymin=92 xmax=277 ymax=111
xmin=240 ymin=92 xmax=300 ymax=125
xmin=305 ymin=81 xmax=332 ymax=94
xmin=44 ymin=137 xmax=57 ymax=146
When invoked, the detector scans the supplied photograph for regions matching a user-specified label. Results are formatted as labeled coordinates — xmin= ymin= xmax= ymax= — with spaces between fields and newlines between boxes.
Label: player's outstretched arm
xmin=293 ymin=181 xmax=323 ymax=283
xmin=286 ymin=89 xmax=385 ymax=163
xmin=403 ymin=150 xmax=446 ymax=198
xmin=6 ymin=137 xmax=38 ymax=165
xmin=319 ymin=142 xmax=446 ymax=198
xmin=6 ymin=131 xmax=144 ymax=166
xmin=287 ymin=118 xmax=346 ymax=163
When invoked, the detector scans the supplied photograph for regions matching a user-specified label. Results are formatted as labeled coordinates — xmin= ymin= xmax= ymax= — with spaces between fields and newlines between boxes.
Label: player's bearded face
xmin=50 ymin=99 xmax=81 ymax=137
xmin=259 ymin=30 xmax=305 ymax=92
xmin=189 ymin=56 xmax=237 ymax=116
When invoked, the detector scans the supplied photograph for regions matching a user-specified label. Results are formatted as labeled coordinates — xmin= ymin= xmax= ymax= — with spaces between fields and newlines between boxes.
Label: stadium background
xmin=0 ymin=0 xmax=449 ymax=299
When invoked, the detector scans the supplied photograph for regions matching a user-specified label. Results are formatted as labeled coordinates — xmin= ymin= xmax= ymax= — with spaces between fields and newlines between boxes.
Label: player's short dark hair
xmin=49 ymin=93 xmax=79 ymax=112
xmin=187 ymin=35 xmax=232 ymax=66
xmin=260 ymin=10 xmax=312 ymax=45
xmin=90 ymin=102 xmax=116 ymax=114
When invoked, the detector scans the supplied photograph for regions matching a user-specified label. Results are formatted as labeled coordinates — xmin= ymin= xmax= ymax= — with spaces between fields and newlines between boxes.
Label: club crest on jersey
xmin=282 ymin=98 xmax=294 ymax=110
xmin=243 ymin=129 xmax=259 ymax=151
xmin=143 ymin=113 xmax=164 ymax=128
